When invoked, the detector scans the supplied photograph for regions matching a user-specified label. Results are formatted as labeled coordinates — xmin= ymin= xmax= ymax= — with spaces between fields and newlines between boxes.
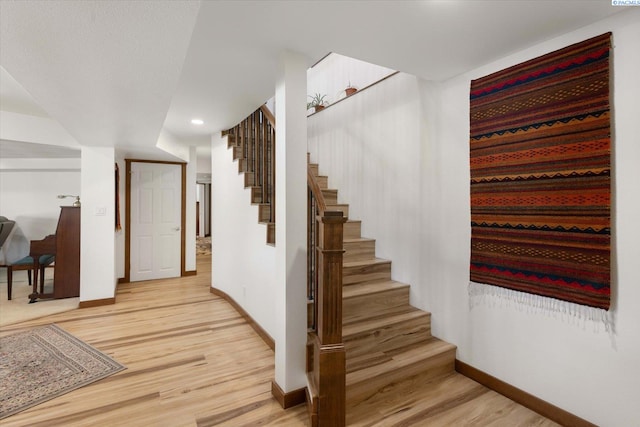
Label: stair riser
xmin=258 ymin=205 xmax=271 ymax=223
xmin=343 ymin=240 xmax=376 ymax=262
xmin=316 ymin=176 xmax=328 ymax=189
xmin=238 ymin=159 xmax=248 ymax=173
xmin=326 ymin=204 xmax=348 ymax=218
xmin=233 ymin=145 xmax=243 ymax=160
xmin=343 ymin=262 xmax=391 ymax=285
xmin=344 ymin=221 xmax=362 ymax=239
xmin=244 ymin=172 xmax=255 ymax=187
xmin=251 ymin=187 xmax=262 ymax=204
xmin=308 ymin=300 xmax=314 ymax=329
xmin=309 ymin=164 xmax=319 ymax=176
xmin=343 ymin=287 xmax=410 ymax=323
xmin=321 ymin=189 xmax=338 ymax=205
xmin=346 ymin=347 xmax=456 ymax=407
xmin=266 ymin=223 xmax=275 ymax=245
xmin=344 ymin=315 xmax=431 ymax=359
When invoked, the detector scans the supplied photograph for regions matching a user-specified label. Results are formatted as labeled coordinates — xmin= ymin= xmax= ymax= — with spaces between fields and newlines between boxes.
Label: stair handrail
xmin=259 ymin=104 xmax=276 ymax=127
xmin=307 ymin=168 xmax=327 ymax=213
xmin=307 ymin=162 xmax=347 ymax=426
xmin=224 ymin=105 xmax=276 ymax=244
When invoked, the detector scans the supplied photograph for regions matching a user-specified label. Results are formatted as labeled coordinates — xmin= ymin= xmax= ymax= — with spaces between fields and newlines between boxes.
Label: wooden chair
xmin=5 ymin=255 xmax=56 ymax=300
xmin=0 ymin=218 xmax=16 ymax=299
xmin=0 ymin=217 xmax=55 ymax=300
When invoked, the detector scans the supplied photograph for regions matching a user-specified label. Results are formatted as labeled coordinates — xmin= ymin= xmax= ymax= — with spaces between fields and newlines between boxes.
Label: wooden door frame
xmin=123 ymin=159 xmax=187 ymax=283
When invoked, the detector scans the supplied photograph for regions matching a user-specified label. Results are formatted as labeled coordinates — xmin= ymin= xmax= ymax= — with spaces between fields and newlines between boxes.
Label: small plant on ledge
xmin=307 ymin=93 xmax=328 ymax=113
xmin=344 ymin=82 xmax=358 ymax=97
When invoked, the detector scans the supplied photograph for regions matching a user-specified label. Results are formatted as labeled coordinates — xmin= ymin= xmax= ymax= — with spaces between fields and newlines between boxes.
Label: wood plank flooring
xmin=0 ymin=255 xmax=307 ymax=427
xmin=1 ymin=254 xmax=558 ymax=426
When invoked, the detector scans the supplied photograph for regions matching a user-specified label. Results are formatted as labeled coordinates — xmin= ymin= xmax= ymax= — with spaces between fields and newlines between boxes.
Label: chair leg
xmin=7 ymin=266 xmax=12 ymax=301
xmin=39 ymin=267 xmax=45 ymax=294
xmin=40 ymin=266 xmax=46 ymax=293
xmin=28 ymin=270 xmax=32 ymax=286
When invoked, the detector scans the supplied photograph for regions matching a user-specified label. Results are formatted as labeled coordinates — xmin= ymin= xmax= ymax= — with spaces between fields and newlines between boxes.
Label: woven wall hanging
xmin=469 ymin=33 xmax=611 ymax=312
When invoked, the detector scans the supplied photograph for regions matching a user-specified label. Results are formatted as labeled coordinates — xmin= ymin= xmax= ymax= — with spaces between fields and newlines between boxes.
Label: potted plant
xmin=307 ymin=93 xmax=328 ymax=113
xmin=344 ymin=82 xmax=358 ymax=97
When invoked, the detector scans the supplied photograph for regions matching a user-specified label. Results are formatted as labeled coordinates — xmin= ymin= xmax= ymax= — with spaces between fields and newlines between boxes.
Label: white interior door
xmin=130 ymin=162 xmax=182 ymax=281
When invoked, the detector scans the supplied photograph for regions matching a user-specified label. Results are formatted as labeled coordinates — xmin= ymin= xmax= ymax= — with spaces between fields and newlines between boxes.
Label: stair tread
xmin=344 ymin=258 xmax=391 ymax=268
xmin=343 ymin=307 xmax=429 ymax=337
xmin=343 ymin=237 xmax=375 ymax=243
xmin=343 ymin=305 xmax=415 ymax=327
xmin=342 ymin=280 xmax=409 ymax=299
xmin=346 ymin=338 xmax=456 ymax=386
xmin=346 ymin=372 xmax=491 ymax=425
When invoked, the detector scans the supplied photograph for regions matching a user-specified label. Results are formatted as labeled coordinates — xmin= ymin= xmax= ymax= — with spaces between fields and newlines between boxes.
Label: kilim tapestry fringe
xmin=469 ymin=33 xmax=612 ymax=317
xmin=469 ymin=282 xmax=612 ymax=331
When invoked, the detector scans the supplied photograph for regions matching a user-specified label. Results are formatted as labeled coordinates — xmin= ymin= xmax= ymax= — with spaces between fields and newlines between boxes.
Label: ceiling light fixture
xmin=191 ymin=119 xmax=204 ymax=125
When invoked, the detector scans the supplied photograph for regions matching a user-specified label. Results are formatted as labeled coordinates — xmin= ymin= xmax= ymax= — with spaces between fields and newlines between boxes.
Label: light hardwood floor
xmin=1 ymin=255 xmax=557 ymax=426
xmin=0 ymin=255 xmax=307 ymax=427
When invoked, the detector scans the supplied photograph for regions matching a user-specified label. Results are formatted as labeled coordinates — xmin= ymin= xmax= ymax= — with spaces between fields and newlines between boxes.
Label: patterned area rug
xmin=470 ymin=33 xmax=611 ymax=310
xmin=197 ymin=236 xmax=212 ymax=256
xmin=0 ymin=324 xmax=126 ymax=419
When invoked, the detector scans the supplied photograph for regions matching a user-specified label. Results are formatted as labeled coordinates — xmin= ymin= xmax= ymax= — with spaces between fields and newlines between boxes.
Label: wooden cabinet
xmin=54 ymin=206 xmax=80 ymax=298
xmin=29 ymin=206 xmax=80 ymax=301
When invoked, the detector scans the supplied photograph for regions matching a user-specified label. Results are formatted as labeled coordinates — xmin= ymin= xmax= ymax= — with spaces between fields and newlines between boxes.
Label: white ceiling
xmin=0 ymin=66 xmax=49 ymax=118
xmin=0 ymin=1 xmax=625 ymax=160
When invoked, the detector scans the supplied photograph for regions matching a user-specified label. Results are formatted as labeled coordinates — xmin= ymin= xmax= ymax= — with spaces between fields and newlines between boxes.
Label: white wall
xmin=307 ymin=52 xmax=396 ymax=108
xmin=197 ymin=183 xmax=205 ymax=238
xmin=308 ymin=72 xmax=424 ymax=298
xmin=197 ymin=150 xmax=212 ymax=174
xmin=0 ymin=166 xmax=80 ymax=262
xmin=80 ymin=146 xmax=116 ymax=301
xmin=185 ymin=146 xmax=197 ymax=272
xmin=308 ymin=10 xmax=640 ymax=426
xmin=200 ymin=183 xmax=211 ymax=237
xmin=210 ymin=132 xmax=277 ymax=338
xmin=435 ymin=12 xmax=640 ymax=427
xmin=273 ymin=51 xmax=308 ymax=392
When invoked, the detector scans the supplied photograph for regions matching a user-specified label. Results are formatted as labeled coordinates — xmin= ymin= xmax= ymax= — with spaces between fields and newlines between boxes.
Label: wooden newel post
xmin=315 ymin=211 xmax=347 ymax=426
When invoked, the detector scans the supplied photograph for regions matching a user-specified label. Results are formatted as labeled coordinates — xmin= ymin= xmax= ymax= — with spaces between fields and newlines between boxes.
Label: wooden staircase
xmin=223 ymin=110 xmax=555 ymax=425
xmin=309 ymin=161 xmax=458 ymax=425
xmin=225 ymin=106 xmax=276 ymax=245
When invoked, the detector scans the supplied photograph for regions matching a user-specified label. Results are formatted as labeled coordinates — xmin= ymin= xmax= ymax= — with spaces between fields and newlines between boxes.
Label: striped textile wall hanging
xmin=469 ymin=33 xmax=611 ymax=311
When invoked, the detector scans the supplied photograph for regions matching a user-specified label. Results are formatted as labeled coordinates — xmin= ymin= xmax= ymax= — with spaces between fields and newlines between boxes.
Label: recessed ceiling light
xmin=191 ymin=119 xmax=204 ymax=125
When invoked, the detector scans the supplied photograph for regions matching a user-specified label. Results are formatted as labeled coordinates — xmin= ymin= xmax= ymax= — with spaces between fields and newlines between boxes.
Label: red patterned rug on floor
xmin=0 ymin=324 xmax=126 ymax=419
xmin=469 ymin=33 xmax=611 ymax=310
